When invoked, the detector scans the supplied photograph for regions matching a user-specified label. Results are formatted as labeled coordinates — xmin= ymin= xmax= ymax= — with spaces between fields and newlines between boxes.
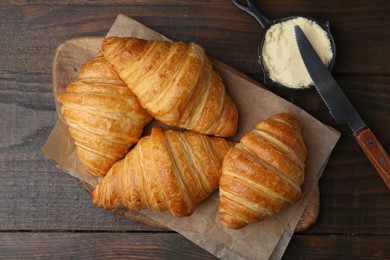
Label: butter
xmin=261 ymin=17 xmax=333 ymax=89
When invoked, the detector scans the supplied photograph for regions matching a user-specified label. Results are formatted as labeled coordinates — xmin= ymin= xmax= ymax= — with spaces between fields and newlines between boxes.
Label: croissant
xmin=101 ymin=36 xmax=238 ymax=137
xmin=92 ymin=127 xmax=234 ymax=217
xmin=219 ymin=113 xmax=307 ymax=229
xmin=58 ymin=55 xmax=152 ymax=177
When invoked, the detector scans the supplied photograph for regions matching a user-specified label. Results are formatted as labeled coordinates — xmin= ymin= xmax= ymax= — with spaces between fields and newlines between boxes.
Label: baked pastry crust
xmin=219 ymin=113 xmax=307 ymax=229
xmin=102 ymin=37 xmax=238 ymax=137
xmin=92 ymin=127 xmax=234 ymax=217
xmin=58 ymin=55 xmax=152 ymax=177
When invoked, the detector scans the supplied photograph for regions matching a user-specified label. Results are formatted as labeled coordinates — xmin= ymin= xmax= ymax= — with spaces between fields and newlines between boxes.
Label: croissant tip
xmin=102 ymin=36 xmax=120 ymax=48
xmin=91 ymin=192 xmax=99 ymax=207
xmin=220 ymin=219 xmax=247 ymax=230
xmin=102 ymin=36 xmax=112 ymax=45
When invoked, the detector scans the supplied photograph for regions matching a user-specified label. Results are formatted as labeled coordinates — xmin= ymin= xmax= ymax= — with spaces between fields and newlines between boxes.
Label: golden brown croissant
xmin=92 ymin=127 xmax=234 ymax=217
xmin=101 ymin=36 xmax=238 ymax=137
xmin=219 ymin=113 xmax=307 ymax=229
xmin=58 ymin=55 xmax=152 ymax=177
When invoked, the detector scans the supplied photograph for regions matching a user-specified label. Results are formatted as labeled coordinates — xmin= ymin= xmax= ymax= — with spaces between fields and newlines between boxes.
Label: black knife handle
xmin=354 ymin=127 xmax=390 ymax=190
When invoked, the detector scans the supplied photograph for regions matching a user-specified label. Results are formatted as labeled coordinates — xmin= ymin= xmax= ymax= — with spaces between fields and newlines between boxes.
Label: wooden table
xmin=1 ymin=1 xmax=389 ymax=259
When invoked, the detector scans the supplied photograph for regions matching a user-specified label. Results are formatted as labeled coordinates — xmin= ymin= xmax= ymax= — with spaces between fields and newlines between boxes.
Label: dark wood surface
xmin=0 ymin=0 xmax=389 ymax=259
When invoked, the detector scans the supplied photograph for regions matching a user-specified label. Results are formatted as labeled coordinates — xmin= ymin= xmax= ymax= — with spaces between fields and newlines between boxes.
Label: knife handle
xmin=354 ymin=127 xmax=390 ymax=189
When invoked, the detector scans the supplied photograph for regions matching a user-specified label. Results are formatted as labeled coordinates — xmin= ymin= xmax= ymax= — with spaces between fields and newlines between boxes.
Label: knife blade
xmin=294 ymin=25 xmax=390 ymax=189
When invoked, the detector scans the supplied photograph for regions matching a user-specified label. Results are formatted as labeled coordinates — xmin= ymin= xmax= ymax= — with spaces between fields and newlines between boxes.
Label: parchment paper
xmin=42 ymin=14 xmax=341 ymax=260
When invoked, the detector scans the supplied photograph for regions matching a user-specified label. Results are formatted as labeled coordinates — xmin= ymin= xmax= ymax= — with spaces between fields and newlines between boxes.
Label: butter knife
xmin=294 ymin=25 xmax=390 ymax=189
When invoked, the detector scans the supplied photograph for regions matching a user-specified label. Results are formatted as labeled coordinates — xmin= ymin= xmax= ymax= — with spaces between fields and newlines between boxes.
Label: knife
xmin=294 ymin=25 xmax=390 ymax=189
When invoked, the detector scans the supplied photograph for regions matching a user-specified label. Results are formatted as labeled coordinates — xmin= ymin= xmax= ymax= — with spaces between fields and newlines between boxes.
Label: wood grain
xmin=0 ymin=1 xmax=389 ymax=75
xmin=355 ymin=127 xmax=390 ymax=189
xmin=0 ymin=232 xmax=217 ymax=259
xmin=285 ymin=235 xmax=390 ymax=259
xmin=0 ymin=232 xmax=388 ymax=259
xmin=0 ymin=171 xmax=159 ymax=231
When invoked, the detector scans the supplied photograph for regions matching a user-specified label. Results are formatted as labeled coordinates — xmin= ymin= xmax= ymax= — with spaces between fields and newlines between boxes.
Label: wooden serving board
xmin=52 ymin=37 xmax=320 ymax=232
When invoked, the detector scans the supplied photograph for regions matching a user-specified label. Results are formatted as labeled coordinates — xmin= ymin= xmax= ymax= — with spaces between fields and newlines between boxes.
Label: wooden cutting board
xmin=53 ymin=37 xmax=320 ymax=232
